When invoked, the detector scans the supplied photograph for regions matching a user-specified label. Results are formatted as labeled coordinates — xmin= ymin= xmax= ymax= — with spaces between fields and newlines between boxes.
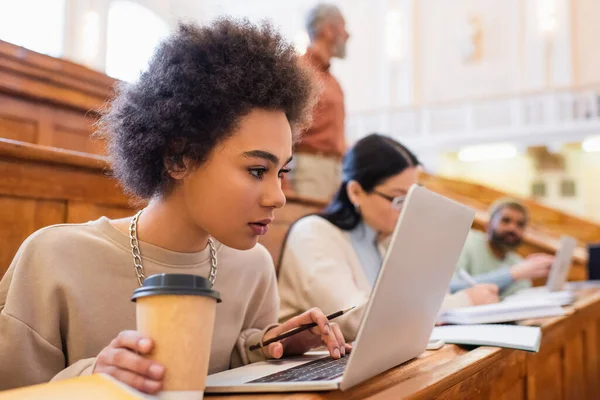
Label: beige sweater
xmin=278 ymin=216 xmax=471 ymax=340
xmin=0 ymin=217 xmax=278 ymax=390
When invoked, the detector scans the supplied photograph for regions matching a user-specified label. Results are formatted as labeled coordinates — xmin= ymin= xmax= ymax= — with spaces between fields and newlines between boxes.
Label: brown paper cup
xmin=132 ymin=274 xmax=221 ymax=398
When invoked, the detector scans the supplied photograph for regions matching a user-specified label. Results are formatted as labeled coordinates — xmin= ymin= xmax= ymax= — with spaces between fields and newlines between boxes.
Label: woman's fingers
xmin=259 ymin=308 xmax=349 ymax=359
xmin=267 ymin=342 xmax=284 ymax=359
xmin=330 ymin=323 xmax=346 ymax=356
xmin=111 ymin=330 xmax=153 ymax=354
xmin=104 ymin=347 xmax=164 ymax=380
xmin=307 ymin=308 xmax=332 ymax=337
xmin=94 ymin=330 xmax=165 ymax=395
xmin=101 ymin=365 xmax=162 ymax=394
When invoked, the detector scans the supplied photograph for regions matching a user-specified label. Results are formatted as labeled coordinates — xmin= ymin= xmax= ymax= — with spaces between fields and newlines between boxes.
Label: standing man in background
xmin=291 ymin=3 xmax=350 ymax=200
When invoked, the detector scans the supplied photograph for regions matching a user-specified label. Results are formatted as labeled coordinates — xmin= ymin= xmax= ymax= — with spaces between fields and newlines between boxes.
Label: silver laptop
xmin=546 ymin=235 xmax=577 ymax=291
xmin=515 ymin=235 xmax=577 ymax=298
xmin=206 ymin=185 xmax=475 ymax=393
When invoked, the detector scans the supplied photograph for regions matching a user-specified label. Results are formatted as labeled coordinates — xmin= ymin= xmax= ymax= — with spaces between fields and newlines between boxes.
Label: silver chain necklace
xmin=129 ymin=209 xmax=218 ymax=287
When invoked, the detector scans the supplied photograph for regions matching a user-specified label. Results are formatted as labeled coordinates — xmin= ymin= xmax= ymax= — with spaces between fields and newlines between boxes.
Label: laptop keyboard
xmin=248 ymin=356 xmax=349 ymax=383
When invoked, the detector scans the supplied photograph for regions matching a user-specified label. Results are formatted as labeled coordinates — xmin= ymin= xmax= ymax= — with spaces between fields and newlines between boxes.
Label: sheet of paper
xmin=431 ymin=324 xmax=542 ymax=352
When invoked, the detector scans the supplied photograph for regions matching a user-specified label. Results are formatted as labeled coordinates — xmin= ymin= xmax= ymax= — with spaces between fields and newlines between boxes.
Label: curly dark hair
xmin=97 ymin=18 xmax=319 ymax=199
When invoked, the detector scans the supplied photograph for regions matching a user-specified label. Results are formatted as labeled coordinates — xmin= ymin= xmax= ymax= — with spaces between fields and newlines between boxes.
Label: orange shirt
xmin=298 ymin=49 xmax=346 ymax=157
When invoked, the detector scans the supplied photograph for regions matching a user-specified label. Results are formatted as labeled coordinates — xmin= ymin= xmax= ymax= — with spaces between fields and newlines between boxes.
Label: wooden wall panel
xmin=527 ymin=350 xmax=563 ymax=400
xmin=563 ymin=333 xmax=586 ymax=399
xmin=0 ymin=159 xmax=127 ymax=205
xmin=435 ymin=350 xmax=526 ymax=400
xmin=0 ymin=116 xmax=37 ymax=143
xmin=497 ymin=380 xmax=526 ymax=400
xmin=582 ymin=321 xmax=600 ymax=397
xmin=52 ymin=125 xmax=101 ymax=154
xmin=0 ymin=94 xmax=40 ymax=144
xmin=66 ymin=201 xmax=133 ymax=224
xmin=0 ymin=40 xmax=110 ymax=155
xmin=51 ymin=108 xmax=102 ymax=154
xmin=0 ymin=196 xmax=65 ymax=276
xmin=0 ymin=92 xmax=103 ymax=155
xmin=0 ymin=140 xmax=130 ymax=279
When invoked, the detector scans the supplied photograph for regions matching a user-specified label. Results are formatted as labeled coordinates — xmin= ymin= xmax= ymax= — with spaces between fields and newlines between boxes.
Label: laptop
xmin=545 ymin=235 xmax=578 ymax=291
xmin=507 ymin=235 xmax=577 ymax=305
xmin=587 ymin=244 xmax=600 ymax=281
xmin=206 ymin=185 xmax=475 ymax=393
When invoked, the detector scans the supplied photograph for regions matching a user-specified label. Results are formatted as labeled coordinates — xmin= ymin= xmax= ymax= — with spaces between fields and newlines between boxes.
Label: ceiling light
xmin=582 ymin=136 xmax=600 ymax=152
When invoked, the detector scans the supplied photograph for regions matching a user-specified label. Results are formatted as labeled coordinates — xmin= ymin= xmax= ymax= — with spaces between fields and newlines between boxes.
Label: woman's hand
xmin=260 ymin=308 xmax=352 ymax=360
xmin=94 ymin=330 xmax=165 ymax=394
xmin=464 ymin=284 xmax=499 ymax=306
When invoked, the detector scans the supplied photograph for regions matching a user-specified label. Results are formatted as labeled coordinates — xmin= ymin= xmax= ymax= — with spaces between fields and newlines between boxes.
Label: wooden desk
xmin=207 ymin=291 xmax=600 ymax=400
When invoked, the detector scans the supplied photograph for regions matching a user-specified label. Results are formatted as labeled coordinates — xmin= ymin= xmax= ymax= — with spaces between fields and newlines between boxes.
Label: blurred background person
xmin=290 ymin=3 xmax=350 ymax=200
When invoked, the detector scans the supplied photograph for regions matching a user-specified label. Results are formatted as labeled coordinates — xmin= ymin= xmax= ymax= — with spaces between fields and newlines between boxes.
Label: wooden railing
xmin=0 ymin=40 xmax=116 ymax=155
xmin=0 ymin=40 xmax=115 ymax=111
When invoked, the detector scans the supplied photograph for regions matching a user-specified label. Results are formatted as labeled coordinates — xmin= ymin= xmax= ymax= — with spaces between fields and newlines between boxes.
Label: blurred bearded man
xmin=450 ymin=199 xmax=554 ymax=297
xmin=290 ymin=3 xmax=350 ymax=200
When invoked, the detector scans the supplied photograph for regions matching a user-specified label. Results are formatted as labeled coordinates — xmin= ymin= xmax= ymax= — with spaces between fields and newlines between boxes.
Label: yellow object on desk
xmin=0 ymin=374 xmax=153 ymax=400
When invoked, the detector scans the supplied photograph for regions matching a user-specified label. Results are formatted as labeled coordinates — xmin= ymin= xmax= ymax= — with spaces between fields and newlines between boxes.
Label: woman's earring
xmin=354 ymin=203 xmax=360 ymax=213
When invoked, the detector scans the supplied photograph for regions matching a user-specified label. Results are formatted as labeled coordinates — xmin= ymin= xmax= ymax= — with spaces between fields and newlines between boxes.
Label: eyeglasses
xmin=372 ymin=190 xmax=407 ymax=210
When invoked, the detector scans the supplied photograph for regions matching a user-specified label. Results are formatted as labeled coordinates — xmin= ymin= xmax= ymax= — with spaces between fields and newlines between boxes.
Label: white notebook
xmin=565 ymin=280 xmax=600 ymax=290
xmin=438 ymin=299 xmax=566 ymax=325
xmin=431 ymin=324 xmax=542 ymax=352
xmin=504 ymin=289 xmax=576 ymax=306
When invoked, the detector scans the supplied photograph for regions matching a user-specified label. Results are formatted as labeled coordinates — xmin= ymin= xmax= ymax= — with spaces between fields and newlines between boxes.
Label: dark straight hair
xmin=276 ymin=133 xmax=420 ymax=274
xmin=320 ymin=133 xmax=420 ymax=231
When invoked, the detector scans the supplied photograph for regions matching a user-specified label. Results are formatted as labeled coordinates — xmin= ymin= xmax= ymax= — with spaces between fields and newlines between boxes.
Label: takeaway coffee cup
xmin=132 ymin=274 xmax=221 ymax=400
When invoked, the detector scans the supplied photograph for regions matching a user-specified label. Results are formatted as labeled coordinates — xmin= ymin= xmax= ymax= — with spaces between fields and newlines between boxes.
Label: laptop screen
xmin=588 ymin=244 xmax=600 ymax=280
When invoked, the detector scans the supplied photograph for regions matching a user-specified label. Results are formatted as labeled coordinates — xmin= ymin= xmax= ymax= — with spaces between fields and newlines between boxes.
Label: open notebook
xmin=438 ymin=299 xmax=566 ymax=325
xmin=431 ymin=324 xmax=542 ymax=352
xmin=504 ymin=289 xmax=576 ymax=306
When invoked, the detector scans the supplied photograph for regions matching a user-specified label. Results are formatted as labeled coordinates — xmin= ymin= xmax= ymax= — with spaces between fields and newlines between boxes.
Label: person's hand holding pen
xmin=457 ymin=269 xmax=500 ymax=306
xmin=253 ymin=307 xmax=354 ymax=360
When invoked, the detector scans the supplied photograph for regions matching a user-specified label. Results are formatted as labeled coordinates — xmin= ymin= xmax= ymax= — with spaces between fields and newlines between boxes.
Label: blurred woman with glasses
xmin=278 ymin=134 xmax=499 ymax=339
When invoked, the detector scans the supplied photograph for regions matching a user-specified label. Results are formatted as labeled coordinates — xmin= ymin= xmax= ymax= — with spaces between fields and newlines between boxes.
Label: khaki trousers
xmin=291 ymin=153 xmax=342 ymax=201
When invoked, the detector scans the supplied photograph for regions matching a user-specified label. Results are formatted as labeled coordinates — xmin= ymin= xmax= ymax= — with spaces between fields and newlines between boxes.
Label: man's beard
xmin=331 ymin=38 xmax=346 ymax=59
xmin=491 ymin=231 xmax=522 ymax=250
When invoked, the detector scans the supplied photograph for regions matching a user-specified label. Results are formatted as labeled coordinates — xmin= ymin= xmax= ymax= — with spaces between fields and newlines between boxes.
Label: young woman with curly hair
xmin=0 ymin=19 xmax=349 ymax=394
